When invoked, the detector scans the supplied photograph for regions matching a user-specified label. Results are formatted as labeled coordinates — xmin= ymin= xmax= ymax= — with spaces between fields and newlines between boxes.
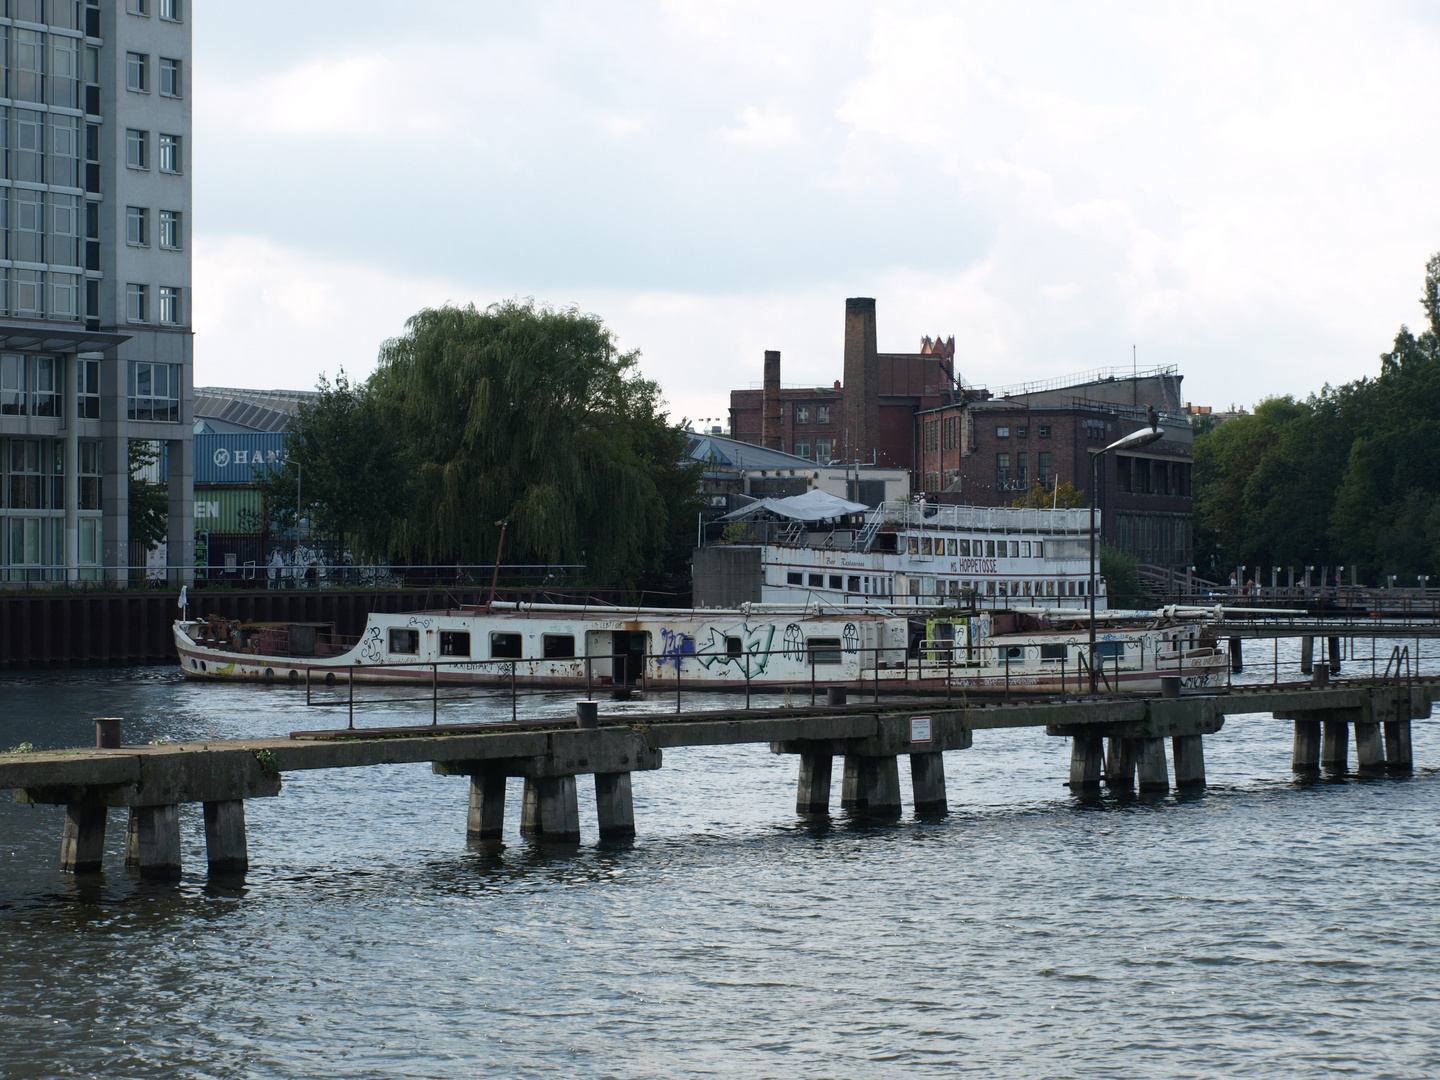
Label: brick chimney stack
xmin=842 ymin=298 xmax=879 ymax=464
xmin=761 ymin=350 xmax=783 ymax=450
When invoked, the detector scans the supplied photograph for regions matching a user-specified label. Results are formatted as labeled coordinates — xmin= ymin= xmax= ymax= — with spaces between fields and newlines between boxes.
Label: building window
xmin=995 ymin=452 xmax=1010 ymax=488
xmin=127 ymin=361 xmax=181 ymax=421
xmin=795 ymin=405 xmax=809 ymax=425
xmin=923 ymin=471 xmax=940 ymax=491
xmin=1017 ymin=452 xmax=1028 ymax=485
xmin=160 ymin=0 xmax=182 ymax=20
xmin=127 ymin=129 xmax=150 ymax=170
xmin=159 ymin=134 xmax=182 ymax=173
xmin=1017 ymin=426 xmax=1028 ymax=438
xmin=159 ymin=286 xmax=181 ymax=325
xmin=942 ymin=415 xmax=960 ymax=450
xmin=12 ymin=30 xmax=42 ymax=102
xmin=159 ymin=58 xmax=182 ymax=97
xmin=816 ymin=405 xmax=829 ymax=425
xmin=126 ymin=206 xmax=150 ymax=246
xmin=14 ymin=269 xmax=43 ymax=317
xmin=814 ymin=437 xmax=831 ymax=462
xmin=78 ymin=359 xmax=100 ymax=419
xmin=79 ymin=441 xmax=102 ymax=510
xmin=924 ymin=419 xmax=939 ymax=452
xmin=127 ymin=0 xmax=152 ymax=13
xmin=1 ymin=355 xmax=27 ymax=415
xmin=50 ymin=193 xmax=80 ymax=267
xmin=126 ymin=283 xmax=149 ymax=323
xmin=1038 ymin=451 xmax=1052 ymax=482
xmin=126 ymin=53 xmax=149 ymax=93
xmin=996 ymin=426 xmax=1009 ymax=438
xmin=1039 ymin=425 xmax=1052 ymax=438
xmin=32 ymin=356 xmax=58 ymax=416
xmin=11 ymin=189 xmax=44 ymax=263
xmin=793 ymin=437 xmax=810 ymax=459
xmin=159 ymin=210 xmax=182 ymax=249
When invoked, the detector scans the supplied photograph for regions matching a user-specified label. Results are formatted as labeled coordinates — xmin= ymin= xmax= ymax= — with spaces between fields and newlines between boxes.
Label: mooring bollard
xmin=826 ymin=686 xmax=847 ymax=707
xmin=576 ymin=700 xmax=598 ymax=729
xmin=1160 ymin=675 xmax=1181 ymax=699
xmin=95 ymin=717 xmax=121 ymax=749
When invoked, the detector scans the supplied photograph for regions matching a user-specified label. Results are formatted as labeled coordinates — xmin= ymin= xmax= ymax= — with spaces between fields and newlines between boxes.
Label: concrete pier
xmin=519 ymin=777 xmax=542 ymax=838
xmin=909 ymin=752 xmax=947 ymax=814
xmin=795 ymin=752 xmax=833 ymax=815
xmin=128 ymin=804 xmax=181 ymax=879
xmin=1354 ymin=722 xmax=1385 ymax=774
xmin=1300 ymin=636 xmax=1314 ymax=675
xmin=60 ymin=805 xmax=106 ymax=874
xmin=203 ymin=800 xmax=249 ymax=873
xmin=849 ymin=756 xmax=902 ymax=816
xmin=594 ymin=772 xmax=635 ymax=839
xmin=533 ymin=776 xmax=582 ymax=843
xmin=1385 ymin=719 xmax=1413 ymax=771
xmin=840 ymin=755 xmax=862 ymax=809
xmin=1327 ymin=636 xmax=1342 ymax=675
xmin=1135 ymin=738 xmax=1169 ymax=792
xmin=1070 ymin=735 xmax=1104 ymax=790
xmin=467 ymin=774 xmax=507 ymax=840
xmin=1105 ymin=737 xmax=1135 ymax=788
xmin=1171 ymin=735 xmax=1206 ymax=790
xmin=1321 ymin=720 xmax=1349 ymax=771
xmin=1292 ymin=719 xmax=1321 ymax=772
xmin=1229 ymin=638 xmax=1243 ymax=673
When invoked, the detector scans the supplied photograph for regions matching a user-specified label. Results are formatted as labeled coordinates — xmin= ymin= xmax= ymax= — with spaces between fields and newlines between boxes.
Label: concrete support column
xmin=795 ymin=752 xmax=833 ymax=815
xmin=1136 ymin=738 xmax=1169 ymax=792
xmin=1069 ymin=734 xmax=1104 ymax=791
xmin=840 ymin=754 xmax=862 ymax=809
xmin=1105 ymin=737 xmax=1135 ymax=788
xmin=1321 ymin=720 xmax=1348 ymax=771
xmin=844 ymin=755 xmax=902 ymax=816
xmin=1327 ymin=636 xmax=1342 ymax=675
xmin=1353 ymin=722 xmax=1385 ymax=774
xmin=1171 ymin=735 xmax=1205 ymax=789
xmin=1292 ymin=719 xmax=1321 ymax=772
xmin=1228 ymin=638 xmax=1243 ymax=673
xmin=166 ymin=435 xmax=194 ymax=586
xmin=1384 ymin=719 xmax=1413 ymax=772
xmin=594 ymin=772 xmax=635 ymax=839
xmin=60 ymin=805 xmax=107 ymax=873
xmin=467 ymin=774 xmax=507 ymax=840
xmin=535 ymin=776 xmax=581 ymax=843
xmin=1300 ymin=637 xmax=1314 ymax=675
xmin=909 ymin=751 xmax=947 ymax=814
xmin=126 ymin=804 xmax=181 ymax=878
xmin=203 ymin=800 xmax=248 ymax=874
xmin=519 ymin=777 xmax=542 ymax=837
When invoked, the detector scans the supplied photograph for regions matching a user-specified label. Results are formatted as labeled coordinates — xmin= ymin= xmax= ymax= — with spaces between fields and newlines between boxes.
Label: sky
xmin=192 ymin=1 xmax=1440 ymax=424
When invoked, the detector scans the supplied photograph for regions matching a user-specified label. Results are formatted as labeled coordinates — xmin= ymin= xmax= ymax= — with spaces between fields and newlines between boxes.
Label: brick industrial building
xmin=726 ymin=298 xmax=1194 ymax=569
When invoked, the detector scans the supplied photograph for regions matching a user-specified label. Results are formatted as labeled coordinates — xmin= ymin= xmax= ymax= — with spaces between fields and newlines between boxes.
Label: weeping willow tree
xmin=371 ymin=300 xmax=699 ymax=585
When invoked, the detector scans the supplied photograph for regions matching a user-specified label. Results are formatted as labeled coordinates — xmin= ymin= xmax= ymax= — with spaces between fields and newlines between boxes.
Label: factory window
xmin=543 ymin=634 xmax=575 ymax=658
xmin=942 ymin=415 xmax=960 ymax=449
xmin=816 ymin=405 xmax=829 ymax=424
xmin=793 ymin=438 xmax=810 ymax=459
xmin=815 ymin=438 xmax=831 ymax=462
xmin=996 ymin=426 xmax=1009 ymax=438
xmin=808 ymin=637 xmax=842 ymax=665
xmin=159 ymin=58 xmax=182 ymax=98
xmin=808 ymin=573 xmax=823 ymax=587
xmin=1017 ymin=452 xmax=1028 ymax=485
xmin=388 ymin=629 xmax=418 ymax=655
xmin=159 ymin=210 xmax=183 ymax=250
xmin=1039 ymin=426 xmax=1052 ymax=438
xmin=127 ymin=129 xmax=149 ymax=170
xmin=795 ymin=405 xmax=809 ymax=425
xmin=127 ymin=206 xmax=150 ymax=246
xmin=995 ymin=452 xmax=1010 ymax=487
xmin=924 ymin=419 xmax=939 ymax=452
xmin=440 ymin=631 xmax=471 ymax=657
xmin=490 ymin=632 xmax=522 ymax=659
xmin=1017 ymin=426 xmax=1028 ymax=438
xmin=159 ymin=134 xmax=182 ymax=173
xmin=126 ymin=53 xmax=148 ymax=93
xmin=1038 ymin=451 xmax=1053 ymax=483
xmin=923 ymin=471 xmax=940 ymax=491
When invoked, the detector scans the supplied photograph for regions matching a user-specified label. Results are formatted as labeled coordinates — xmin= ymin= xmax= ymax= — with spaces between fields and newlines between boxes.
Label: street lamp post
xmin=1088 ymin=414 xmax=1165 ymax=693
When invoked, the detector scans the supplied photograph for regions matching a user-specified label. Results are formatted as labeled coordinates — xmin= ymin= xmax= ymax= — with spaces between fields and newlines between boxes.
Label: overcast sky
xmin=193 ymin=1 xmax=1440 ymax=423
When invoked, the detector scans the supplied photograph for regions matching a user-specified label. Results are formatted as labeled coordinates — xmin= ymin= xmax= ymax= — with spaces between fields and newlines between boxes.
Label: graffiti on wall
xmin=658 ymin=628 xmax=696 ymax=671
xmin=695 ymin=622 xmax=778 ymax=675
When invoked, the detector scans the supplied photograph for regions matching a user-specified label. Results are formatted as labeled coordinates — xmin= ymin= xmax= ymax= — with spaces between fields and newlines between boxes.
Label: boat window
xmin=947 ymin=539 xmax=957 ymax=555
xmin=921 ymin=537 xmax=932 ymax=555
xmin=1034 ymin=541 xmax=1044 ymax=557
xmin=1010 ymin=541 xmax=1020 ymax=557
xmin=787 ymin=572 xmax=803 ymax=585
xmin=726 ymin=636 xmax=743 ymax=658
xmin=908 ymin=536 xmax=919 ymax=554
xmin=1022 ymin=541 xmax=1031 ymax=557
xmin=848 ymin=575 xmax=861 ymax=592
xmin=490 ymin=633 xmax=522 ymax=659
xmin=1095 ymin=642 xmax=1124 ymax=658
xmin=1040 ymin=644 xmax=1067 ymax=661
xmin=440 ymin=631 xmax=470 ymax=657
xmin=388 ymin=628 xmax=419 ymax=655
xmin=1002 ymin=645 xmax=1024 ymax=661
xmin=959 ymin=539 xmax=970 ymax=556
xmin=808 ymin=573 xmax=824 ymax=587
xmin=829 ymin=575 xmax=842 ymax=590
xmin=543 ymin=634 xmax=575 ymax=659
xmin=986 ymin=540 xmax=996 ymax=557
xmin=808 ymin=637 xmax=842 ymax=664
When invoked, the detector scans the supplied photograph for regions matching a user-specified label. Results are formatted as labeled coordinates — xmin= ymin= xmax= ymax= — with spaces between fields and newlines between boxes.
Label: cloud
xmin=717 ymin=105 xmax=806 ymax=148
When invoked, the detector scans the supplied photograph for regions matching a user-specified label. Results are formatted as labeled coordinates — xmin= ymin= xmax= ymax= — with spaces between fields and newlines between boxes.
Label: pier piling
xmin=1105 ymin=737 xmax=1135 ymax=788
xmin=60 ymin=805 xmax=106 ymax=874
xmin=1228 ymin=638 xmax=1243 ymax=673
xmin=467 ymin=775 xmax=507 ymax=840
xmin=908 ymin=752 xmax=947 ymax=814
xmin=535 ymin=776 xmax=582 ymax=843
xmin=846 ymin=755 xmax=902 ymax=817
xmin=203 ymin=800 xmax=249 ymax=873
xmin=1292 ymin=719 xmax=1321 ymax=772
xmin=1171 ymin=734 xmax=1206 ymax=789
xmin=1354 ymin=722 xmax=1385 ymax=774
xmin=520 ymin=777 xmax=541 ymax=838
xmin=1384 ymin=719 xmax=1413 ymax=771
xmin=1069 ymin=735 xmax=1104 ymax=790
xmin=594 ymin=772 xmax=636 ymax=839
xmin=1136 ymin=738 xmax=1169 ymax=792
xmin=1321 ymin=720 xmax=1349 ymax=771
xmin=128 ymin=804 xmax=182 ymax=879
xmin=1300 ymin=637 xmax=1314 ymax=675
xmin=796 ymin=753 xmax=833 ymax=815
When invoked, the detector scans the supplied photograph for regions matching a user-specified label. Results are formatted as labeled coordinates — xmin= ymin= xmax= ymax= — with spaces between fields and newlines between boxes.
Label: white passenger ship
xmin=173 ymin=600 xmax=1225 ymax=694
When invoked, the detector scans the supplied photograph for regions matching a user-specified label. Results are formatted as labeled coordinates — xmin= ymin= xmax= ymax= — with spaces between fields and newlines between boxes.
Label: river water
xmin=1 ymin=638 xmax=1438 ymax=1078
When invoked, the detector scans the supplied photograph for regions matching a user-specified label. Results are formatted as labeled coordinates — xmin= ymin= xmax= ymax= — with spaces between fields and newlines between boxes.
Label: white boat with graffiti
xmin=173 ymin=600 xmax=1227 ymax=694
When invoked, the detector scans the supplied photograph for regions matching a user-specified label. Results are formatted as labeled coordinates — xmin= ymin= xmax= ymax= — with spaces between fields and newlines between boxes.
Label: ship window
xmin=921 ymin=537 xmax=932 ymax=555
xmin=1022 ymin=541 xmax=1031 ymax=557
xmin=543 ymin=634 xmax=575 ymax=658
xmin=726 ymin=636 xmax=743 ymax=657
xmin=809 ymin=573 xmax=824 ymax=587
xmin=808 ymin=637 xmax=842 ymax=664
xmin=490 ymin=632 xmax=522 ymax=659
xmin=1040 ymin=644 xmax=1067 ymax=661
xmin=787 ymin=572 xmax=803 ymax=585
xmin=848 ymin=575 xmax=861 ymax=592
xmin=908 ymin=536 xmax=919 ymax=554
xmin=388 ymin=628 xmax=419 ymax=655
xmin=1095 ymin=642 xmax=1124 ymax=658
xmin=829 ymin=575 xmax=842 ymax=590
xmin=1002 ymin=645 xmax=1024 ymax=660
xmin=1010 ymin=541 xmax=1020 ymax=557
xmin=986 ymin=540 xmax=996 ymax=557
xmin=1035 ymin=541 xmax=1044 ymax=557
xmin=958 ymin=539 xmax=971 ymax=556
xmin=440 ymin=631 xmax=470 ymax=657
xmin=947 ymin=539 xmax=957 ymax=555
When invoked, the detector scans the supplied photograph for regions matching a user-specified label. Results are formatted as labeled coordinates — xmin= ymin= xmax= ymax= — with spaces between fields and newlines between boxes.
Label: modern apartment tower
xmin=0 ymin=0 xmax=192 ymax=584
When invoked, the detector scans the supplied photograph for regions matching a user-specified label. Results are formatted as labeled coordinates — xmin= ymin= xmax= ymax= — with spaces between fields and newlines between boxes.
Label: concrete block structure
xmin=0 ymin=0 xmax=192 ymax=585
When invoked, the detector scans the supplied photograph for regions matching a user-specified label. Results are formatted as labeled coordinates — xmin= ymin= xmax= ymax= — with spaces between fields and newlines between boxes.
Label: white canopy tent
xmin=720 ymin=488 xmax=870 ymax=522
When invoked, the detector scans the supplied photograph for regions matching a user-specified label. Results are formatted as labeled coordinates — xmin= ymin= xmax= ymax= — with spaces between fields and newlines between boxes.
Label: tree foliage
xmin=1194 ymin=253 xmax=1440 ymax=583
xmin=1010 ymin=480 xmax=1086 ymax=508
xmin=128 ymin=440 xmax=168 ymax=551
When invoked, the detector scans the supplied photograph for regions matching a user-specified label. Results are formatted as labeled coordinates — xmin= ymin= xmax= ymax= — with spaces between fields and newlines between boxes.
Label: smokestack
xmin=843 ymin=298 xmax=879 ymax=463
xmin=762 ymin=350 xmax=782 ymax=450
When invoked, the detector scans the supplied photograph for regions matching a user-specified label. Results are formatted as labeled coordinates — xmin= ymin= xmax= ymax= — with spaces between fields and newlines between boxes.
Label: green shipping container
xmin=193 ymin=486 xmax=266 ymax=534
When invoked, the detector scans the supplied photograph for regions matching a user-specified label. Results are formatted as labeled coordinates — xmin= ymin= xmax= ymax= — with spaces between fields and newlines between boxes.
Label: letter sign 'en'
xmin=910 ymin=716 xmax=932 ymax=743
